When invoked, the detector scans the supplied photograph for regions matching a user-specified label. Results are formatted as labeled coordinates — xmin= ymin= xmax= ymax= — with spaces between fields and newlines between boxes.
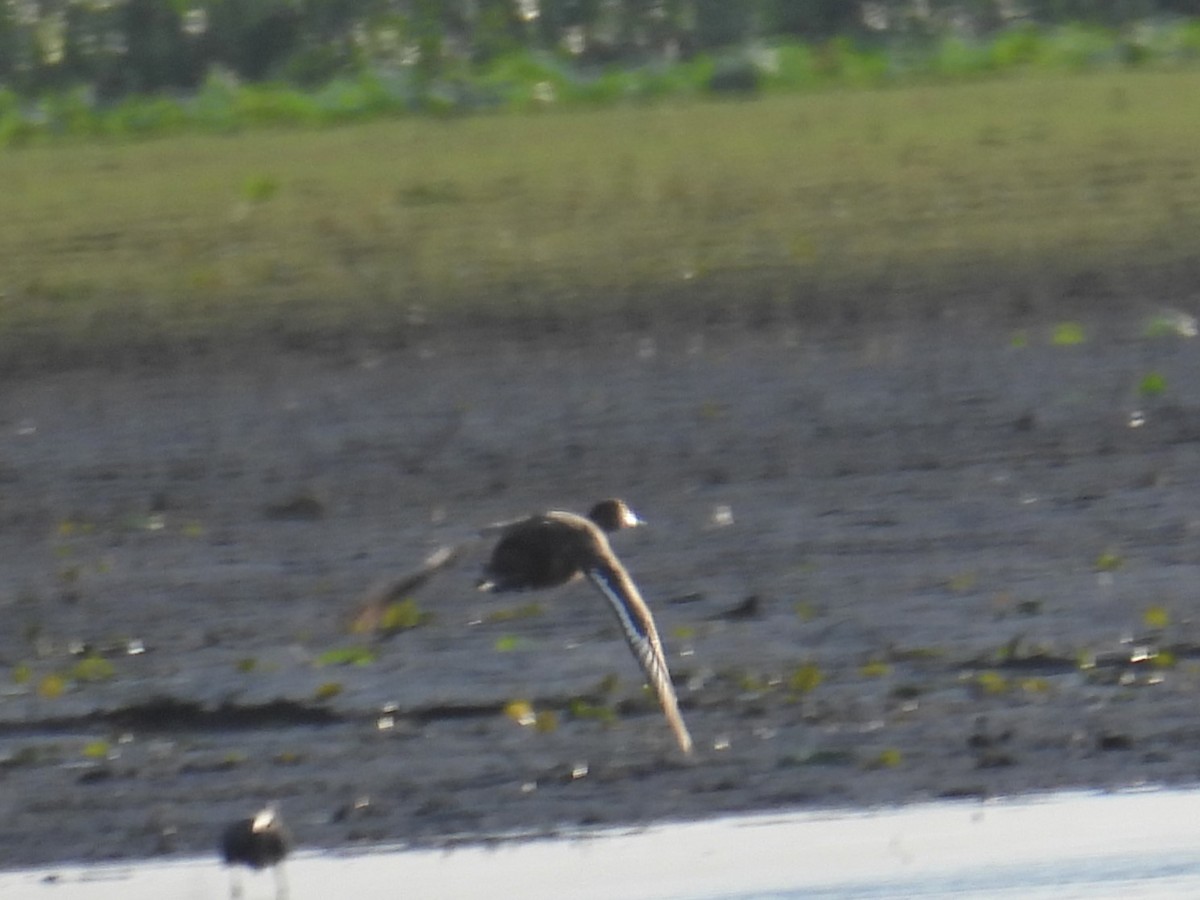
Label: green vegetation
xmin=315 ymin=645 xmax=377 ymax=667
xmin=20 ymin=655 xmax=119 ymax=699
xmin=314 ymin=681 xmax=344 ymax=701
xmin=504 ymin=698 xmax=536 ymax=726
xmin=1138 ymin=372 xmax=1168 ymax=396
xmin=568 ymin=697 xmax=618 ymax=725
xmin=1143 ymin=605 xmax=1170 ymax=629
xmin=503 ymin=699 xmax=559 ymax=733
xmin=786 ymin=662 xmax=824 ymax=695
xmin=37 ymin=674 xmax=66 ymax=699
xmin=377 ymin=598 xmax=433 ymax=633
xmin=4 ymin=70 xmax=1200 ymax=358
xmin=494 ymin=635 xmax=528 ymax=652
xmin=591 ymin=673 xmax=620 ymax=696
xmin=973 ymin=670 xmax=1009 ymax=695
xmin=82 ymin=740 xmax=112 ymax=760
xmin=866 ymin=748 xmax=904 ymax=769
xmin=859 ymin=660 xmax=893 ymax=678
xmin=483 ymin=601 xmax=545 ymax=624
xmin=671 ymin=624 xmax=698 ymax=641
xmin=731 ymin=669 xmax=773 ymax=693
xmin=1019 ymin=677 xmax=1052 ymax=693
xmin=1051 ymin=321 xmax=1087 ymax=346
xmin=7 ymin=19 xmax=1200 ymax=143
xmin=1143 ymin=310 xmax=1197 ymax=337
xmin=1150 ymin=649 xmax=1176 ymax=669
xmin=70 ymin=655 xmax=117 ymax=683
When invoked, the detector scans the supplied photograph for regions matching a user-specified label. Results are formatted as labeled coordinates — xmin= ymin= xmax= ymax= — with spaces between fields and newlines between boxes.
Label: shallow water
xmin=5 ymin=787 xmax=1199 ymax=899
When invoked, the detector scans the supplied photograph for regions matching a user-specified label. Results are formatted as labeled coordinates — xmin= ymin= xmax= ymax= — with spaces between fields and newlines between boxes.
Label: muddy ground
xmin=2 ymin=298 xmax=1200 ymax=870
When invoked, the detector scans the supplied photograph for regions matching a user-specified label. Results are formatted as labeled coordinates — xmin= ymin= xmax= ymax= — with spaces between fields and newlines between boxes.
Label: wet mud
xmin=2 ymin=301 xmax=1200 ymax=869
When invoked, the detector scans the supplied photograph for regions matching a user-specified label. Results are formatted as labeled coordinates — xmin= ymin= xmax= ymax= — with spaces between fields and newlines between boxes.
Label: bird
xmin=478 ymin=499 xmax=694 ymax=755
xmin=220 ymin=805 xmax=291 ymax=899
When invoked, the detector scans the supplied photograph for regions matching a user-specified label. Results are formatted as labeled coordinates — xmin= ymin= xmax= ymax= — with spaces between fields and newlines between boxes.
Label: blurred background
xmin=4 ymin=0 xmax=1200 ymax=878
xmin=4 ymin=1 xmax=1200 ymax=361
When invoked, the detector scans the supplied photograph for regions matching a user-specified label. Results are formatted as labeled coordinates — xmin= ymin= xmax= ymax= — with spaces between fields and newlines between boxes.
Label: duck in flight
xmin=478 ymin=499 xmax=694 ymax=755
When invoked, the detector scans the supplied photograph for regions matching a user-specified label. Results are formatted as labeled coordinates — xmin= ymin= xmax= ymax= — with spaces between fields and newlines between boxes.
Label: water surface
xmin=5 ymin=787 xmax=1198 ymax=899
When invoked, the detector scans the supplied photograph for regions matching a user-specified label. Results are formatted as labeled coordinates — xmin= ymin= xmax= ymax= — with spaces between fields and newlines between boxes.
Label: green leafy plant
xmin=1149 ymin=649 xmax=1176 ymax=669
xmin=504 ymin=699 xmax=536 ymax=726
xmin=38 ymin=674 xmax=66 ymax=699
xmin=568 ymin=697 xmax=618 ymax=725
xmin=1138 ymin=372 xmax=1167 ymax=396
xmin=316 ymin=646 xmax=377 ymax=667
xmin=314 ymin=681 xmax=344 ymax=701
xmin=379 ymin=598 xmax=432 ymax=632
xmin=70 ymin=655 xmax=116 ymax=683
xmin=1052 ymin=322 xmax=1086 ymax=345
xmin=866 ymin=748 xmax=903 ymax=769
xmin=974 ymin=671 xmax=1008 ymax=694
xmin=786 ymin=663 xmax=823 ymax=695
xmin=82 ymin=740 xmax=111 ymax=760
xmin=1143 ymin=605 xmax=1170 ymax=629
xmin=860 ymin=660 xmax=892 ymax=678
xmin=484 ymin=602 xmax=544 ymax=624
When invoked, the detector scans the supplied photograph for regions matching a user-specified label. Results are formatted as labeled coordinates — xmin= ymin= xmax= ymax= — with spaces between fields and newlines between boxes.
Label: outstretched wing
xmin=585 ymin=561 xmax=694 ymax=755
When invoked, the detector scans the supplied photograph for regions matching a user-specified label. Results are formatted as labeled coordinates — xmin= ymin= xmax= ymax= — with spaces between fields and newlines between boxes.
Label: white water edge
xmin=3 ymin=787 xmax=1199 ymax=899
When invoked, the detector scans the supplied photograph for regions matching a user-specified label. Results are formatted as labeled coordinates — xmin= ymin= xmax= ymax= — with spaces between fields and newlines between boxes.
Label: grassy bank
xmin=6 ymin=20 xmax=1200 ymax=144
xmin=4 ymin=70 xmax=1200 ymax=360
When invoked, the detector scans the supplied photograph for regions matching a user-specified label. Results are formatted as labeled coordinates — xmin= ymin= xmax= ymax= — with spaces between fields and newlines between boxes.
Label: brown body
xmin=480 ymin=500 xmax=694 ymax=755
xmin=481 ymin=509 xmax=611 ymax=591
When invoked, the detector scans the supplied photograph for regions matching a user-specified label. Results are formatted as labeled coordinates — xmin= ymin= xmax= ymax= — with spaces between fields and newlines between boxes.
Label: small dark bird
xmin=479 ymin=499 xmax=694 ymax=755
xmin=221 ymin=806 xmax=290 ymax=899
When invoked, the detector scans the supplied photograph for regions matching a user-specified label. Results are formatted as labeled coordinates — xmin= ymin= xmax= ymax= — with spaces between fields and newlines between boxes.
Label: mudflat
xmin=1 ymin=299 xmax=1199 ymax=869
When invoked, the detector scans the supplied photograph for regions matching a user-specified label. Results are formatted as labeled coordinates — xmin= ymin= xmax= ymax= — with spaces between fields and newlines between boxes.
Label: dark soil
xmin=2 ymin=297 xmax=1200 ymax=869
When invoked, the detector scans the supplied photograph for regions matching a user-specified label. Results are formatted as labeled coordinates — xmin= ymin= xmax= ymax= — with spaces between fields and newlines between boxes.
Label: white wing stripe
xmin=586 ymin=567 xmax=694 ymax=755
